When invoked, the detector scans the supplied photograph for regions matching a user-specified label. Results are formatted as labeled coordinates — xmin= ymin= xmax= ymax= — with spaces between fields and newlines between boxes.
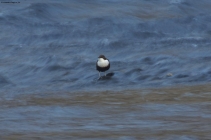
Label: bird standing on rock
xmin=96 ymin=55 xmax=110 ymax=79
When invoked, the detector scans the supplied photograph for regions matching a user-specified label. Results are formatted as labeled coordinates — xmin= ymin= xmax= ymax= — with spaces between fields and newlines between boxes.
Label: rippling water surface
xmin=0 ymin=0 xmax=211 ymax=139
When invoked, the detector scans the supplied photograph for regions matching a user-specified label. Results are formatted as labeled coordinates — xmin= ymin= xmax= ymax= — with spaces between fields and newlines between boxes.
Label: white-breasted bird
xmin=96 ymin=55 xmax=110 ymax=78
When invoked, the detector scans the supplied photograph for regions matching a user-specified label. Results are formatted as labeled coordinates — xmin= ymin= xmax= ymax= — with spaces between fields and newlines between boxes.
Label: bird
xmin=96 ymin=55 xmax=110 ymax=79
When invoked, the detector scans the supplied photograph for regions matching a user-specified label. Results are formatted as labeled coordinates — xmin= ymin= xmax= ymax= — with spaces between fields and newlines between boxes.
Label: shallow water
xmin=0 ymin=0 xmax=211 ymax=139
xmin=1 ymin=84 xmax=211 ymax=139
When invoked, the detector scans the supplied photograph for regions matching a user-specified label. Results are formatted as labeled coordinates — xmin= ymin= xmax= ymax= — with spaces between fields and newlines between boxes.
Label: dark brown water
xmin=1 ymin=84 xmax=211 ymax=139
xmin=1 ymin=0 xmax=211 ymax=139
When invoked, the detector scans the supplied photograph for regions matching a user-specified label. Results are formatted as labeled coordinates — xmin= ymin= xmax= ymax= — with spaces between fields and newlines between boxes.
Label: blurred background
xmin=0 ymin=0 xmax=211 ymax=139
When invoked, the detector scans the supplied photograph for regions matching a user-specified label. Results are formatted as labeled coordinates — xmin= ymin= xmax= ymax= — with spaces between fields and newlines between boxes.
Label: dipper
xmin=96 ymin=55 xmax=110 ymax=78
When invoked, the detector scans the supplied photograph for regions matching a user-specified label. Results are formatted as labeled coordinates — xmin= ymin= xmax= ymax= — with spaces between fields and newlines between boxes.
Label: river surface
xmin=0 ymin=0 xmax=211 ymax=139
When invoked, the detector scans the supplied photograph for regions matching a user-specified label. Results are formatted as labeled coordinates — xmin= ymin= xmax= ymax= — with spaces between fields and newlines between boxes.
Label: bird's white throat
xmin=97 ymin=58 xmax=109 ymax=67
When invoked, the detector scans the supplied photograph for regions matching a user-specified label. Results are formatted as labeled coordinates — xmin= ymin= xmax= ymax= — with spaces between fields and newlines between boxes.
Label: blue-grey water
xmin=0 ymin=0 xmax=211 ymax=139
